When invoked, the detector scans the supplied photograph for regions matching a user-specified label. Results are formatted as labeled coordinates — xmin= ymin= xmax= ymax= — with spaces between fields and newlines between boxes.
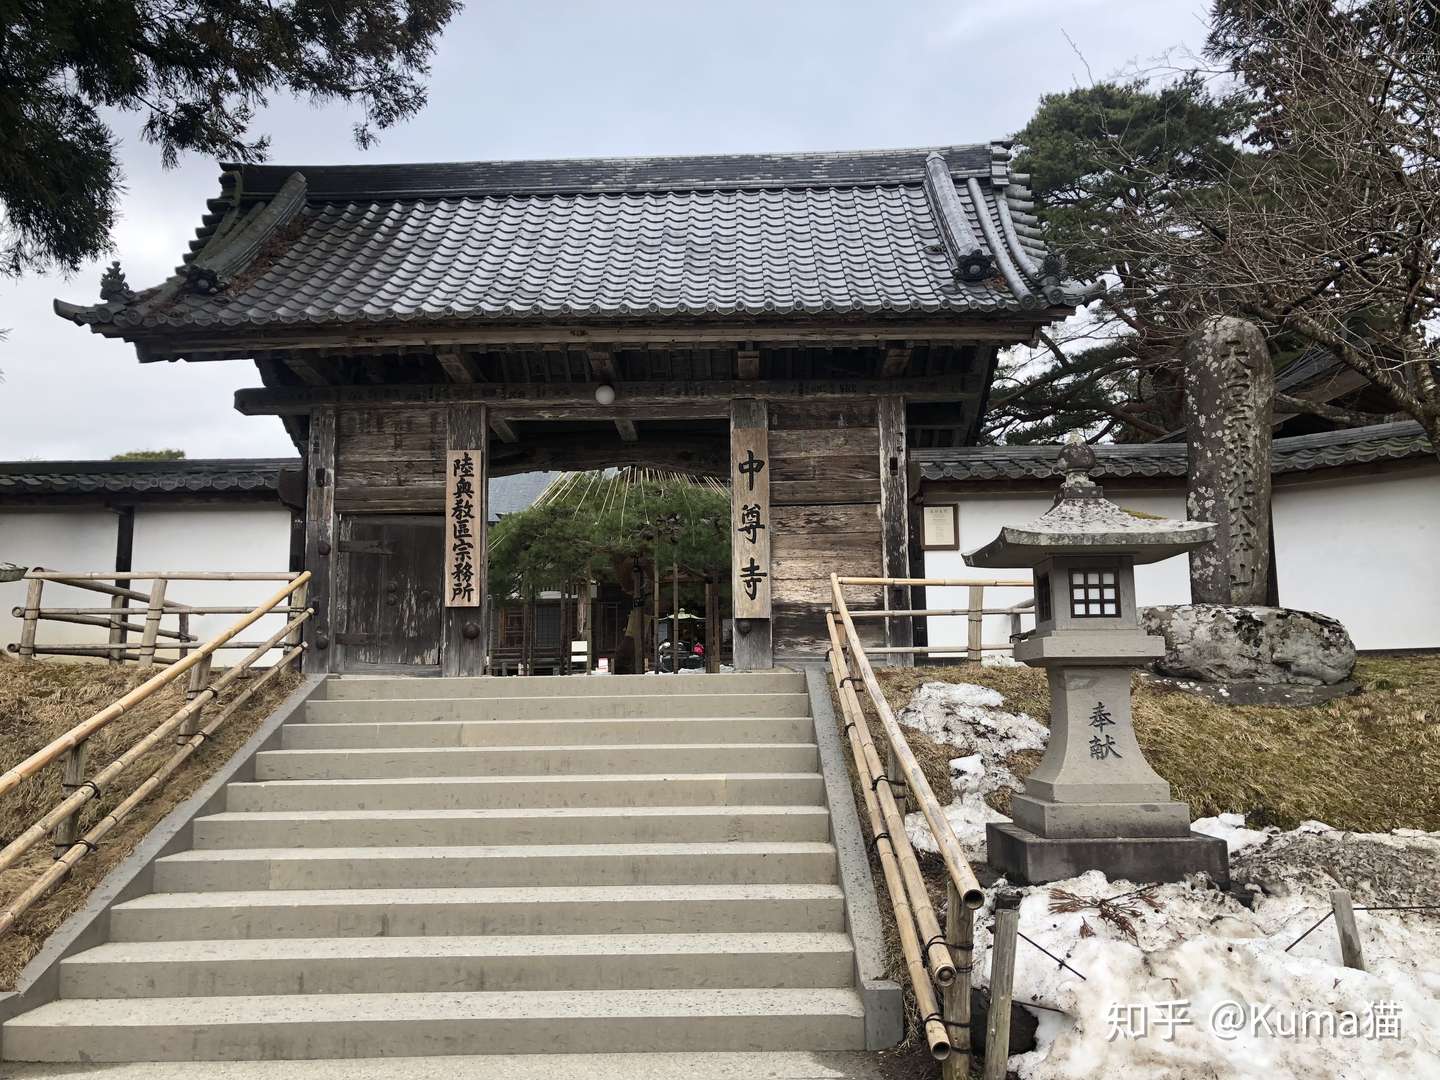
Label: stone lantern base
xmin=986 ymin=822 xmax=1230 ymax=888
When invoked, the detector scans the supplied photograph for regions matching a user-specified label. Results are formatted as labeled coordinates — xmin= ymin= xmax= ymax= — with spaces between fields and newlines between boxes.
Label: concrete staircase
xmin=3 ymin=672 xmax=871 ymax=1062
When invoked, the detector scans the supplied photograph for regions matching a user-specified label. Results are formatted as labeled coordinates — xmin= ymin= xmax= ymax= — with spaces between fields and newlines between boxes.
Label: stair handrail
xmin=0 ymin=572 xmax=312 ymax=938
xmin=829 ymin=573 xmax=986 ymax=1071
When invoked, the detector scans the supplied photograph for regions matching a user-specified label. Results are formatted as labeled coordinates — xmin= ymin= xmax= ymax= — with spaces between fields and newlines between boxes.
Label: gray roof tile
xmin=914 ymin=421 xmax=1434 ymax=481
xmin=57 ymin=144 xmax=1095 ymax=335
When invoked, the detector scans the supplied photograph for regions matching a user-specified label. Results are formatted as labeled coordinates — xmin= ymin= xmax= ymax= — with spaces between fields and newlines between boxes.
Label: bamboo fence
xmin=0 ymin=572 xmax=312 ymax=937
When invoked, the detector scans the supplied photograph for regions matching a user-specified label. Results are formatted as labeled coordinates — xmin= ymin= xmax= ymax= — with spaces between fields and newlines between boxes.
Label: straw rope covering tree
xmin=487 ymin=468 xmax=730 ymax=600
xmin=487 ymin=468 xmax=731 ymax=671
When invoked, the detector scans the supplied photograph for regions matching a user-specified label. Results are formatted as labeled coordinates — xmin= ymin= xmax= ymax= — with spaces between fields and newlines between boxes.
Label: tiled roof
xmin=55 ymin=144 xmax=1095 ymax=336
xmin=914 ymin=421 xmax=1435 ymax=481
xmin=0 ymin=459 xmax=297 ymax=498
xmin=489 ymin=471 xmax=556 ymax=521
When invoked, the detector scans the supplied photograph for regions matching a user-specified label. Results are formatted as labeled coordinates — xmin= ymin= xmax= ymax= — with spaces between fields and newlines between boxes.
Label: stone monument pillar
xmin=967 ymin=439 xmax=1230 ymax=886
xmin=1184 ymin=316 xmax=1274 ymax=605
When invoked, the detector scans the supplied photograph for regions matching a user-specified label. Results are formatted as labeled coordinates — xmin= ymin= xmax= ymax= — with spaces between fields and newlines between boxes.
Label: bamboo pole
xmin=137 ymin=579 xmax=168 ymax=669
xmin=12 ymin=610 xmax=195 ymax=640
xmin=826 ymin=613 xmax=954 ymax=984
xmin=941 ymin=881 xmax=975 ymax=1080
xmin=983 ymin=891 xmax=1022 ymax=1080
xmin=966 ymin=585 xmax=984 ymax=662
xmin=0 ymin=612 xmax=310 ymax=878
xmin=849 ymin=608 xmax=1025 ymax=619
xmin=26 ymin=571 xmax=302 ymax=581
xmin=824 ymin=618 xmax=950 ymax=1060
xmin=42 ymin=578 xmax=159 ymax=605
xmin=17 ymin=578 xmax=42 ymax=661
xmin=11 ymin=606 xmax=307 ymax=617
xmin=0 ymin=574 xmax=311 ymax=802
xmin=107 ymin=593 xmax=127 ymax=665
xmin=831 ymin=575 xmax=985 ymax=909
xmin=864 ymin=645 xmax=1017 ymax=655
xmin=0 ymin=644 xmax=305 ymax=939
xmin=836 ymin=577 xmax=1031 ymax=588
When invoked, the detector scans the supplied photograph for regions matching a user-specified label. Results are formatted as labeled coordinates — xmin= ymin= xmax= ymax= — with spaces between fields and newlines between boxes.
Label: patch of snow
xmin=904 ymin=794 xmax=1009 ymax=860
xmin=977 ymin=829 xmax=1440 ymax=1080
xmin=983 ymin=651 xmax=1024 ymax=667
xmin=1192 ymin=812 xmax=1275 ymax=855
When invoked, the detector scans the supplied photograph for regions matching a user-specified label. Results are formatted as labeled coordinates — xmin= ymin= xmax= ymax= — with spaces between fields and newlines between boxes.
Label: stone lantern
xmin=965 ymin=438 xmax=1230 ymax=886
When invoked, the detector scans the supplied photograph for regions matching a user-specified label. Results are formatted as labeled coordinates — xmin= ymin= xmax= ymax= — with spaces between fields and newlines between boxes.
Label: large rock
xmin=1140 ymin=604 xmax=1356 ymax=686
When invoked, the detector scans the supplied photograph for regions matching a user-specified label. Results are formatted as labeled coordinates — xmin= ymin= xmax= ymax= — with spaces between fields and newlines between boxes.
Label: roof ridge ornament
xmin=922 ymin=152 xmax=994 ymax=283
xmin=98 ymin=261 xmax=134 ymax=304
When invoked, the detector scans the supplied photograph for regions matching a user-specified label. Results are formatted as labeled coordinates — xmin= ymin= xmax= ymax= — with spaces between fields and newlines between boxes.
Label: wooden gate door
xmin=336 ymin=514 xmax=445 ymax=673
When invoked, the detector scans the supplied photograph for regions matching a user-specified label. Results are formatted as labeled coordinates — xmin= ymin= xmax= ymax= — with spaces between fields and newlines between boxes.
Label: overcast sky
xmin=0 ymin=0 xmax=1209 ymax=461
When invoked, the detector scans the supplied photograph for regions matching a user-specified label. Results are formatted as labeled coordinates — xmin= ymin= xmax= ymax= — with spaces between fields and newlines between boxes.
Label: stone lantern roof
xmin=964 ymin=438 xmax=1216 ymax=568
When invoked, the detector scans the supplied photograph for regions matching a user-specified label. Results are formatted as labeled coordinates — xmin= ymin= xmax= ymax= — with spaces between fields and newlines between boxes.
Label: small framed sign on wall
xmin=922 ymin=504 xmax=959 ymax=550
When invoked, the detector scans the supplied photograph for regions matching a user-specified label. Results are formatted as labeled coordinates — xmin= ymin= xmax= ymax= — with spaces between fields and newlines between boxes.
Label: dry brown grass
xmin=0 ymin=655 xmax=300 ymax=988
xmin=875 ymin=655 xmax=1440 ymax=833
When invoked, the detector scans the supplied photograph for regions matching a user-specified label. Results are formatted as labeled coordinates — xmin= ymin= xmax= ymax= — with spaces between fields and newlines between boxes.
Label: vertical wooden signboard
xmin=731 ymin=399 xmax=773 ymax=669
xmin=445 ymin=450 xmax=482 ymax=608
xmin=443 ymin=404 xmax=488 ymax=676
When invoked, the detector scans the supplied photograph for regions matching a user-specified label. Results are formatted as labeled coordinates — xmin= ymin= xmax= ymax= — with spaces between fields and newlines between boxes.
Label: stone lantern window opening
xmin=1070 ymin=567 xmax=1120 ymax=618
xmin=1035 ymin=571 xmax=1053 ymax=623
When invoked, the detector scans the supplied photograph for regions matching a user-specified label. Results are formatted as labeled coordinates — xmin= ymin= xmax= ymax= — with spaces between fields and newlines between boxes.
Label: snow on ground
xmin=894 ymin=680 xmax=1440 ymax=1080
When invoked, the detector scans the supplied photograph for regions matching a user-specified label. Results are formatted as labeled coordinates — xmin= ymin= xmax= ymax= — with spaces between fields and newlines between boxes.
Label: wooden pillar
xmin=877 ymin=396 xmax=913 ymax=665
xmin=731 ymin=399 xmax=773 ymax=670
xmin=108 ymin=506 xmax=135 ymax=664
xmin=302 ymin=407 xmax=337 ymax=674
xmin=704 ymin=579 xmax=720 ymax=673
xmin=443 ymin=404 xmax=488 ymax=677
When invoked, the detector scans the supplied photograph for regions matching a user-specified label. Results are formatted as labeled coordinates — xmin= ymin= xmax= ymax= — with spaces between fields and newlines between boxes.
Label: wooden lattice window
xmin=1069 ymin=568 xmax=1119 ymax=618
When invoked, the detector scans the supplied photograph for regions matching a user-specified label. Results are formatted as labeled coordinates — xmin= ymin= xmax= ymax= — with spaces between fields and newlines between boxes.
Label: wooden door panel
xmin=337 ymin=514 xmax=444 ymax=672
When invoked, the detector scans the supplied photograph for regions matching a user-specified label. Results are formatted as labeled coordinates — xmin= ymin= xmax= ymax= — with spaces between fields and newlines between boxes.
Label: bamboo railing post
xmin=107 ymin=593 xmax=128 ymax=664
xmin=287 ymin=581 xmax=308 ymax=651
xmin=1331 ymin=890 xmax=1366 ymax=971
xmin=984 ymin=890 xmax=1021 ymax=1080
xmin=967 ymin=584 xmax=984 ymax=662
xmin=51 ymin=739 xmax=91 ymax=858
xmin=180 ymin=654 xmax=214 ymax=742
xmin=137 ymin=578 xmax=168 ymax=669
xmin=177 ymin=612 xmax=191 ymax=660
xmin=17 ymin=577 xmax=43 ymax=661
xmin=942 ymin=880 xmax=975 ymax=1080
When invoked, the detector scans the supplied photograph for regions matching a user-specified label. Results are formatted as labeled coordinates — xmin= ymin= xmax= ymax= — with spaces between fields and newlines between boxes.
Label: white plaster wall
xmin=921 ymin=492 xmax=1192 ymax=657
xmin=0 ymin=512 xmax=120 ymax=651
xmin=1272 ymin=471 xmax=1440 ymax=651
xmin=131 ymin=508 xmax=295 ymax=664
xmin=1 ymin=506 xmax=292 ymax=662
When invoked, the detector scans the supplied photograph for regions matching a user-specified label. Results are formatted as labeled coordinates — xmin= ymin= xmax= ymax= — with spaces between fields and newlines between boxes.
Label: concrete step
xmin=254 ymin=743 xmax=820 ymax=781
xmin=302 ymin=694 xmax=811 ymax=723
xmin=225 ymin=773 xmax=827 ymax=812
xmin=2 ymin=988 xmax=867 ymax=1061
xmin=153 ymin=842 xmax=841 ymax=892
xmin=60 ymin=932 xmax=856 ymax=998
xmin=191 ymin=807 xmax=832 ymax=848
xmin=321 ymin=672 xmax=807 ymax=700
xmin=108 ymin=884 xmax=849 ymax=942
xmin=281 ymin=715 xmax=815 ymax=750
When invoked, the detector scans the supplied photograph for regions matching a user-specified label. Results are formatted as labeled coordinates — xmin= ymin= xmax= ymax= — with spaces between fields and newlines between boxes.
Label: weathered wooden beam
xmin=881 ymin=342 xmax=912 ymax=377
xmin=132 ymin=318 xmax=1050 ymax=359
xmin=437 ymin=348 xmax=485 ymax=383
xmin=614 ymin=419 xmax=639 ymax=442
xmin=587 ymin=347 xmax=619 ymax=384
xmin=302 ymin=408 xmax=337 ymax=674
xmin=489 ymin=416 xmax=520 ymax=443
xmin=284 ymin=354 xmax=338 ymax=386
xmin=235 ymin=378 xmax=980 ymax=415
xmin=877 ymin=396 xmax=914 ymax=665
xmin=488 ymin=437 xmax=726 ymax=478
xmin=736 ymin=344 xmax=760 ymax=380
